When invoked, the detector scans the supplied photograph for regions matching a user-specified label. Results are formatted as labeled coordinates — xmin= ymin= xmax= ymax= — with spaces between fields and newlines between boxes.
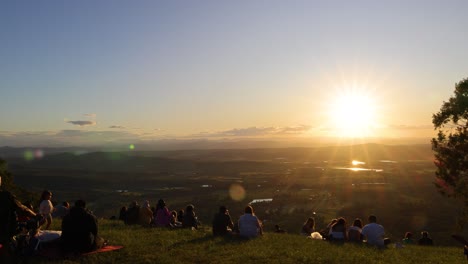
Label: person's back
xmin=239 ymin=205 xmax=262 ymax=238
xmin=125 ymin=202 xmax=140 ymax=225
xmin=61 ymin=200 xmax=99 ymax=253
xmin=418 ymin=231 xmax=433 ymax=246
xmin=182 ymin=205 xmax=198 ymax=229
xmin=0 ymin=190 xmax=17 ymax=244
xmin=361 ymin=215 xmax=385 ymax=248
xmin=348 ymin=218 xmax=363 ymax=243
xmin=212 ymin=206 xmax=233 ymax=236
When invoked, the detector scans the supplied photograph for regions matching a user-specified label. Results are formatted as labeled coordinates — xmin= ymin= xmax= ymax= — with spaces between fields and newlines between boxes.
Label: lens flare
xmin=34 ymin=149 xmax=44 ymax=159
xmin=23 ymin=150 xmax=34 ymax=161
xmin=229 ymin=184 xmax=246 ymax=201
xmin=129 ymin=144 xmax=135 ymax=150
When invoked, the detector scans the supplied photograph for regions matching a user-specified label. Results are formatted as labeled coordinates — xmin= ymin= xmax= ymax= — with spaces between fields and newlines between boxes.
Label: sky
xmin=1 ymin=0 xmax=468 ymax=148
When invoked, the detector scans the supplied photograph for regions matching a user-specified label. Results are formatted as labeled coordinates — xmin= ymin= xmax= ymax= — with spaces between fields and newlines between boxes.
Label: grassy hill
xmin=27 ymin=219 xmax=464 ymax=264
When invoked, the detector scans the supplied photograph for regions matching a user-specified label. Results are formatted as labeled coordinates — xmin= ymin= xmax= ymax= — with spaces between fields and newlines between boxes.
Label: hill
xmin=27 ymin=219 xmax=464 ymax=264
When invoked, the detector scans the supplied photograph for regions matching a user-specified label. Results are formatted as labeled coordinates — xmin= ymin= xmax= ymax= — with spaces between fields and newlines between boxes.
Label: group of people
xmin=301 ymin=215 xmax=434 ymax=248
xmin=0 ymin=177 xmax=104 ymax=261
xmin=118 ymin=199 xmax=200 ymax=230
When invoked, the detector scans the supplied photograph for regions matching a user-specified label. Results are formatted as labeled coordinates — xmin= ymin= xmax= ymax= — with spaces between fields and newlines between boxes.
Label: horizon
xmin=2 ymin=1 xmax=467 ymax=147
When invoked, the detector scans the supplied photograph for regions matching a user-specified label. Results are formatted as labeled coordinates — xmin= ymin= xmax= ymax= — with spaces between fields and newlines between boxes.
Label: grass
xmin=20 ymin=219 xmax=465 ymax=264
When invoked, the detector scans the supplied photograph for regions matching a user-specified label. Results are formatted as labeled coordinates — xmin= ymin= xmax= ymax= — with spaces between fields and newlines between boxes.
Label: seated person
xmin=274 ymin=224 xmax=286 ymax=233
xmin=125 ymin=201 xmax=140 ymax=225
xmin=153 ymin=199 xmax=171 ymax=227
xmin=61 ymin=200 xmax=104 ymax=253
xmin=138 ymin=200 xmax=153 ymax=227
xmin=329 ymin=217 xmax=347 ymax=242
xmin=361 ymin=215 xmax=390 ymax=248
xmin=348 ymin=218 xmax=363 ymax=243
xmin=182 ymin=204 xmax=200 ymax=230
xmin=402 ymin=232 xmax=414 ymax=245
xmin=170 ymin=210 xmax=182 ymax=228
xmin=238 ymin=205 xmax=263 ymax=238
xmin=212 ymin=206 xmax=234 ymax=236
xmin=418 ymin=231 xmax=433 ymax=246
xmin=301 ymin=217 xmax=315 ymax=236
xmin=0 ymin=176 xmax=36 ymax=250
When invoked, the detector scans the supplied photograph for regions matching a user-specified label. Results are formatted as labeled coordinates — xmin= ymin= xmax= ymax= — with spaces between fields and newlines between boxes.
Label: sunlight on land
xmin=329 ymin=89 xmax=377 ymax=137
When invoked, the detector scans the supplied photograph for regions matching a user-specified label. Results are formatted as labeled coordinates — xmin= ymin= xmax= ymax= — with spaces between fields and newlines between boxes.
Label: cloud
xmin=109 ymin=125 xmax=126 ymax=129
xmin=84 ymin=113 xmax=97 ymax=118
xmin=387 ymin=124 xmax=433 ymax=130
xmin=67 ymin=120 xmax=97 ymax=126
xmin=192 ymin=125 xmax=313 ymax=138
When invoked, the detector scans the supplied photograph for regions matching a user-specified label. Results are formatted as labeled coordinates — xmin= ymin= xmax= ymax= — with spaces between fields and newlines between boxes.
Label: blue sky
xmin=1 ymin=0 xmax=468 ymax=147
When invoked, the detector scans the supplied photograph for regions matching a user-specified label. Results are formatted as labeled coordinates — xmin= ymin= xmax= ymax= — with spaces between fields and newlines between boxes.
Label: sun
xmin=328 ymin=89 xmax=377 ymax=137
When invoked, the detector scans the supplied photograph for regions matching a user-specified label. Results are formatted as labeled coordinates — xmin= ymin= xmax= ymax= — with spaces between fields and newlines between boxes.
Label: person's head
xmin=336 ymin=217 xmax=346 ymax=226
xmin=421 ymin=231 xmax=429 ymax=238
xmin=244 ymin=205 xmax=254 ymax=215
xmin=405 ymin=232 xmax=413 ymax=239
xmin=171 ymin=210 xmax=177 ymax=218
xmin=143 ymin=200 xmax=151 ymax=208
xmin=157 ymin=199 xmax=166 ymax=209
xmin=186 ymin=204 xmax=194 ymax=213
xmin=130 ymin=201 xmax=138 ymax=208
xmin=305 ymin=217 xmax=315 ymax=228
xmin=219 ymin=206 xmax=228 ymax=214
xmin=178 ymin=209 xmax=184 ymax=216
xmin=368 ymin=215 xmax=377 ymax=223
xmin=62 ymin=201 xmax=70 ymax=208
xmin=75 ymin=199 xmax=86 ymax=208
xmin=41 ymin=190 xmax=52 ymax=201
xmin=353 ymin=218 xmax=363 ymax=228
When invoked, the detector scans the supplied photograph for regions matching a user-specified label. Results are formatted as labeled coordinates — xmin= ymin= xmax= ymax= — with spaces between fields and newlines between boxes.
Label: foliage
xmin=432 ymin=77 xmax=468 ymax=227
xmin=25 ymin=219 xmax=464 ymax=264
xmin=0 ymin=158 xmax=35 ymax=202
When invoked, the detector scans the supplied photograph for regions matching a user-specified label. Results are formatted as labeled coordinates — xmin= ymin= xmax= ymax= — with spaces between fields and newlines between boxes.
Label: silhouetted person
xmin=361 ymin=215 xmax=390 ymax=248
xmin=330 ymin=217 xmax=347 ymax=242
xmin=418 ymin=231 xmax=433 ymax=246
xmin=125 ymin=201 xmax=140 ymax=225
xmin=348 ymin=218 xmax=363 ymax=243
xmin=119 ymin=206 xmax=127 ymax=221
xmin=212 ymin=206 xmax=234 ymax=236
xmin=0 ymin=176 xmax=36 ymax=259
xmin=301 ymin=217 xmax=315 ymax=236
xmin=182 ymin=204 xmax=199 ymax=230
xmin=238 ymin=205 xmax=263 ymax=238
xmin=402 ymin=232 xmax=414 ymax=245
xmin=61 ymin=200 xmax=104 ymax=254
xmin=39 ymin=190 xmax=54 ymax=229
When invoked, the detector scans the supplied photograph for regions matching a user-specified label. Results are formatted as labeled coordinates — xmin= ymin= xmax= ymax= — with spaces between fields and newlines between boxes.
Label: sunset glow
xmin=329 ymin=90 xmax=377 ymax=137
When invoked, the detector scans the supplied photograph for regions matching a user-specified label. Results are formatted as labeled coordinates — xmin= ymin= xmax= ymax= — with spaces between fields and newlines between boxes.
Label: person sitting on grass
xmin=301 ymin=217 xmax=315 ymax=236
xmin=182 ymin=204 xmax=200 ymax=230
xmin=238 ymin=205 xmax=263 ymax=239
xmin=39 ymin=190 xmax=54 ymax=230
xmin=402 ymin=232 xmax=414 ymax=245
xmin=361 ymin=215 xmax=390 ymax=248
xmin=61 ymin=200 xmax=104 ymax=254
xmin=329 ymin=217 xmax=347 ymax=242
xmin=212 ymin=206 xmax=234 ymax=236
xmin=418 ymin=231 xmax=433 ymax=246
xmin=348 ymin=218 xmax=363 ymax=243
xmin=138 ymin=200 xmax=153 ymax=227
xmin=154 ymin=199 xmax=172 ymax=227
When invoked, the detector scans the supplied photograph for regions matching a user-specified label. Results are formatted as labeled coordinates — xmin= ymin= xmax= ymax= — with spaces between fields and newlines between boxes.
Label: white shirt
xmin=361 ymin=222 xmax=385 ymax=247
xmin=39 ymin=200 xmax=54 ymax=215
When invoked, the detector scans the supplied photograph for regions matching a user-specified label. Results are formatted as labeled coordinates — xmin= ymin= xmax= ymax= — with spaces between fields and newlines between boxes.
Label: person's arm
xmin=14 ymin=198 xmax=36 ymax=218
xmin=256 ymin=217 xmax=263 ymax=235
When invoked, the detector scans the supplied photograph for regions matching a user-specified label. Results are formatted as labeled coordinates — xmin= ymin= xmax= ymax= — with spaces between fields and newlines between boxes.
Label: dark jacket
xmin=212 ymin=213 xmax=233 ymax=236
xmin=61 ymin=206 xmax=98 ymax=253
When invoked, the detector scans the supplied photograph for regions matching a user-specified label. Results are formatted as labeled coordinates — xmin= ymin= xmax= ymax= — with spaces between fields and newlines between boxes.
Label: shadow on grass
xmin=168 ymin=233 xmax=257 ymax=249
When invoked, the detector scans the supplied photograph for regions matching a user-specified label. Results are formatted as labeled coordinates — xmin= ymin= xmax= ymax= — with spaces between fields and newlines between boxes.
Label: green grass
xmin=22 ymin=219 xmax=465 ymax=264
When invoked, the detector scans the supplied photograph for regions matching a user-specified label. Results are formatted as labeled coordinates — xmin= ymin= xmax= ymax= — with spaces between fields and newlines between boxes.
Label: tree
xmin=432 ymin=77 xmax=468 ymax=228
